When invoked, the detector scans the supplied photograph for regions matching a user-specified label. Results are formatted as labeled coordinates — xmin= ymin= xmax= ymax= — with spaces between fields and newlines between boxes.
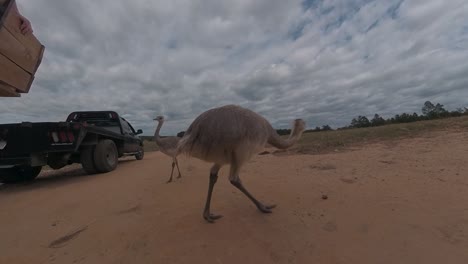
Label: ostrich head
xmin=153 ymin=116 xmax=165 ymax=122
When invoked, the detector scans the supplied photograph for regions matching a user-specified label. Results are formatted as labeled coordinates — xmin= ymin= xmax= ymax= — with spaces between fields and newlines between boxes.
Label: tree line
xmin=344 ymin=101 xmax=468 ymax=129
xmin=274 ymin=101 xmax=468 ymax=134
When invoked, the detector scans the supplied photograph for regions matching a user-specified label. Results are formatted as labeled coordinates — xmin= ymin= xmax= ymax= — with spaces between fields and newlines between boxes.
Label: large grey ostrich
xmin=177 ymin=105 xmax=306 ymax=222
xmin=153 ymin=116 xmax=182 ymax=183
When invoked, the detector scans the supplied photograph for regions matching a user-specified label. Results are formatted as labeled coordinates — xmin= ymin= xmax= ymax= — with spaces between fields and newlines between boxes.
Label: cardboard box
xmin=0 ymin=0 xmax=45 ymax=97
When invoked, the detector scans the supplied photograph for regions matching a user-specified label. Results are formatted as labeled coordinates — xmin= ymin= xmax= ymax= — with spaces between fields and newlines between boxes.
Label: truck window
xmin=127 ymin=122 xmax=137 ymax=134
xmin=121 ymin=118 xmax=133 ymax=135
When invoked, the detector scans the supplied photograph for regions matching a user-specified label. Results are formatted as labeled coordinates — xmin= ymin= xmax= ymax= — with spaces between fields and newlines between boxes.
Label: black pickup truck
xmin=0 ymin=111 xmax=144 ymax=183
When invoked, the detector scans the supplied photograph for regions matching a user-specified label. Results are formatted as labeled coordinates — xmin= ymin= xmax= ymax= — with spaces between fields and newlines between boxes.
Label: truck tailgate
xmin=0 ymin=122 xmax=79 ymax=156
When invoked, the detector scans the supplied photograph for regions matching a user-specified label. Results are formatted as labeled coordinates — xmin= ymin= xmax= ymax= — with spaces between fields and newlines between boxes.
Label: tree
xmin=396 ymin=113 xmax=414 ymax=123
xmin=351 ymin=116 xmax=370 ymax=128
xmin=422 ymin=101 xmax=435 ymax=116
xmin=276 ymin=129 xmax=291 ymax=135
xmin=450 ymin=110 xmax=462 ymax=117
xmin=371 ymin=114 xmax=385 ymax=126
xmin=321 ymin=125 xmax=332 ymax=131
xmin=435 ymin=103 xmax=448 ymax=117
xmin=177 ymin=131 xmax=185 ymax=137
xmin=422 ymin=101 xmax=448 ymax=118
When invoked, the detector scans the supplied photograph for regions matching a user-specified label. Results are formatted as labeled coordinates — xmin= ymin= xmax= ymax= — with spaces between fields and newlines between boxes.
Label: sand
xmin=0 ymin=131 xmax=467 ymax=264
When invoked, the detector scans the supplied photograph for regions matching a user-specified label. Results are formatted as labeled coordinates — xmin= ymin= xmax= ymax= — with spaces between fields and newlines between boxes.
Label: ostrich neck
xmin=154 ymin=121 xmax=164 ymax=144
xmin=267 ymin=126 xmax=302 ymax=150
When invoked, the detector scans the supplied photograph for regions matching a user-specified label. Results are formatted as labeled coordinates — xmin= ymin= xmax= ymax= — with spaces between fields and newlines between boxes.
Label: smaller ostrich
xmin=153 ymin=116 xmax=182 ymax=183
xmin=177 ymin=105 xmax=306 ymax=222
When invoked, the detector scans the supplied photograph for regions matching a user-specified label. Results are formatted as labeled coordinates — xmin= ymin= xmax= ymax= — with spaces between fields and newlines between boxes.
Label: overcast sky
xmin=1 ymin=0 xmax=467 ymax=135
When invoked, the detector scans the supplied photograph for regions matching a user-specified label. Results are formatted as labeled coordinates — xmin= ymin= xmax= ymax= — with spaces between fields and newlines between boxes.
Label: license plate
xmin=0 ymin=140 xmax=6 ymax=150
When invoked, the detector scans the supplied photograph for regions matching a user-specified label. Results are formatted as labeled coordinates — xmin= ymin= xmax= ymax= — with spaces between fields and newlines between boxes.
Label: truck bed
xmin=0 ymin=121 xmax=127 ymax=167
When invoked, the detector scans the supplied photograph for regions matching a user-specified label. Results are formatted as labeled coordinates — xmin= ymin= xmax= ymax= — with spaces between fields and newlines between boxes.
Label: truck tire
xmin=135 ymin=147 xmax=144 ymax=160
xmin=0 ymin=166 xmax=42 ymax=184
xmin=81 ymin=147 xmax=98 ymax=174
xmin=94 ymin=139 xmax=118 ymax=173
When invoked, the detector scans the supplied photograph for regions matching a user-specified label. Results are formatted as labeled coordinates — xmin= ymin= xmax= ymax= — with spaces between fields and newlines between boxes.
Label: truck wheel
xmin=94 ymin=139 xmax=118 ymax=173
xmin=0 ymin=166 xmax=42 ymax=183
xmin=81 ymin=147 xmax=98 ymax=174
xmin=135 ymin=148 xmax=144 ymax=160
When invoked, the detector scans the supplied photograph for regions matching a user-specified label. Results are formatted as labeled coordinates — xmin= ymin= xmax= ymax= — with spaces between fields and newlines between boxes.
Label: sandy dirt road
xmin=1 ymin=131 xmax=467 ymax=264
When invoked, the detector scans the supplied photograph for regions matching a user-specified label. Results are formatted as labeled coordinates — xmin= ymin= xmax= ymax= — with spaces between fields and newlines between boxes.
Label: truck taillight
xmin=50 ymin=130 xmax=75 ymax=143
xmin=59 ymin=131 xmax=67 ymax=142
xmin=51 ymin=132 xmax=59 ymax=143
xmin=67 ymin=131 xmax=75 ymax=142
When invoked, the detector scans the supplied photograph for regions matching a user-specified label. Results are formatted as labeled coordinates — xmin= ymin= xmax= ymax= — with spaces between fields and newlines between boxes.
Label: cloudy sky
xmin=1 ymin=0 xmax=467 ymax=135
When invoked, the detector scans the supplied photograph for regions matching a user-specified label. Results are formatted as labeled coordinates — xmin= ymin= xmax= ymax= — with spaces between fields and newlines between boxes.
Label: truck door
xmin=120 ymin=119 xmax=139 ymax=152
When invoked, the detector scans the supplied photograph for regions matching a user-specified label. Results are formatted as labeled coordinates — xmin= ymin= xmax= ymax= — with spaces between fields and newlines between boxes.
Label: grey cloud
xmin=1 ymin=0 xmax=467 ymax=134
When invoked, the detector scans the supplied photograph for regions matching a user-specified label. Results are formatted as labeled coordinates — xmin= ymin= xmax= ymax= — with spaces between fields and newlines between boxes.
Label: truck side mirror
xmin=136 ymin=129 xmax=143 ymax=135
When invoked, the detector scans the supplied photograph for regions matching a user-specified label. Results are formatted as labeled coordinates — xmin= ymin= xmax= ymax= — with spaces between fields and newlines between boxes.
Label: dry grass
xmin=143 ymin=140 xmax=159 ymax=152
xmin=294 ymin=115 xmax=468 ymax=155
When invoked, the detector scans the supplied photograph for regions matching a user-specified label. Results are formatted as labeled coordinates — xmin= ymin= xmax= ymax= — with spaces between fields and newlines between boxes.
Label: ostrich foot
xmin=203 ymin=212 xmax=223 ymax=223
xmin=257 ymin=204 xmax=277 ymax=213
